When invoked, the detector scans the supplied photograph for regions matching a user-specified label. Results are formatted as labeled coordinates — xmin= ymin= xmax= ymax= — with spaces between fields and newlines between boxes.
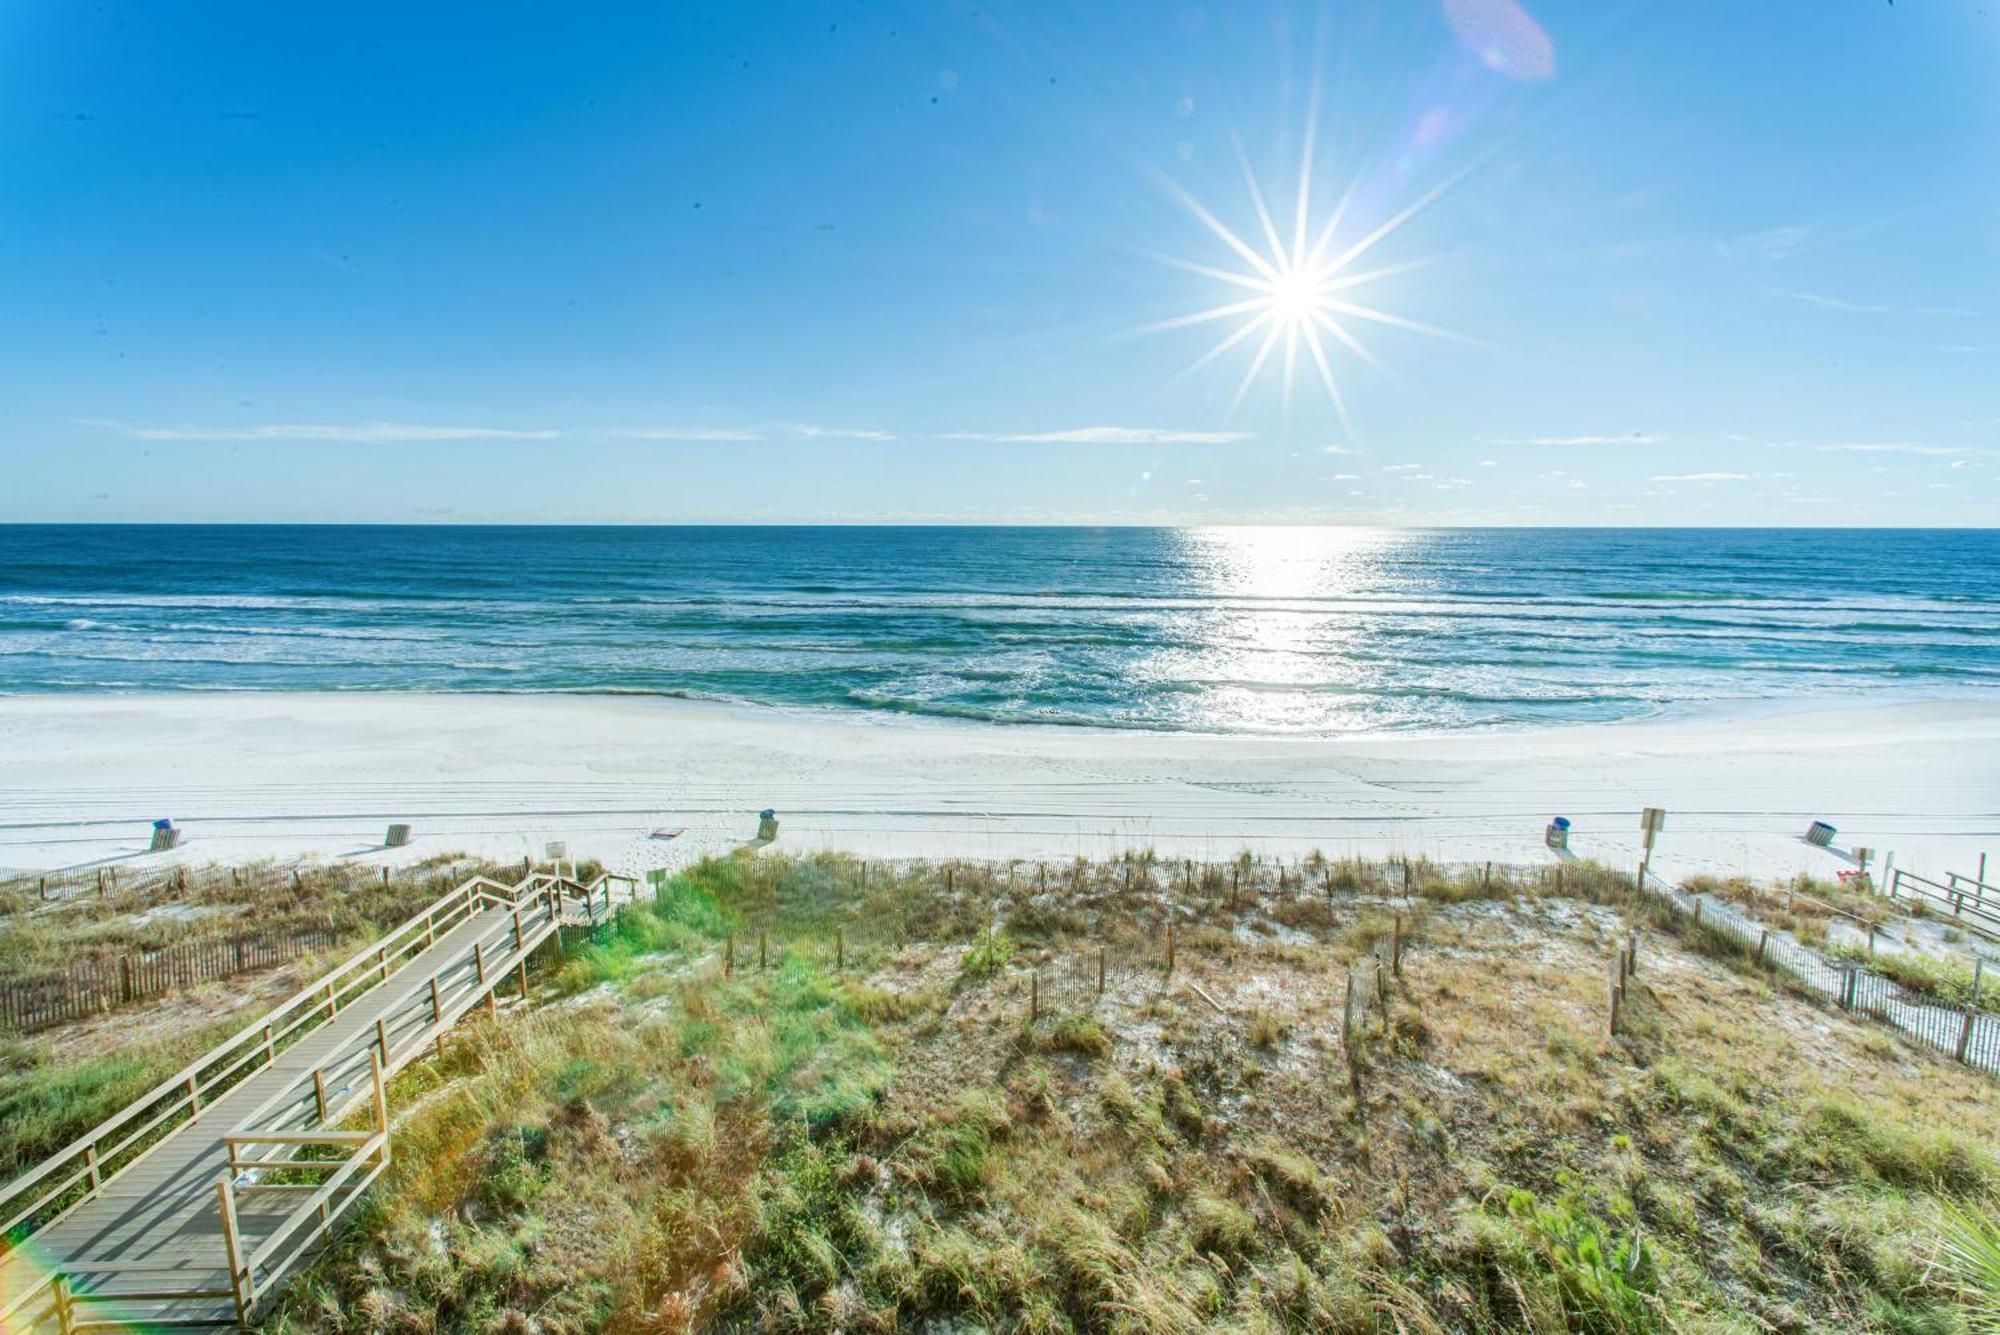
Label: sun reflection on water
xmin=1135 ymin=526 xmax=1418 ymax=733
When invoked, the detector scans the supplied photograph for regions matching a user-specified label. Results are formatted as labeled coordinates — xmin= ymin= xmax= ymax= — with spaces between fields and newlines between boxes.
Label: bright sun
xmin=1147 ymin=91 xmax=1465 ymax=439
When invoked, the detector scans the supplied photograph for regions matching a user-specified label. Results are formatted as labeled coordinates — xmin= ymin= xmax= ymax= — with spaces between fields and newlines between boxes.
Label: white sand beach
xmin=1 ymin=692 xmax=1994 ymax=889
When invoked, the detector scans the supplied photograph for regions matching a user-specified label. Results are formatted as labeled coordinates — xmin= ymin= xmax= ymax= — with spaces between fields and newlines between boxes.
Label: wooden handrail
xmin=0 ymin=869 xmax=619 ymax=1248
xmin=1 ymin=868 xmax=628 ymax=1331
xmin=218 ymin=893 xmax=563 ymax=1151
xmin=1891 ymin=868 xmax=2000 ymax=927
xmin=1 ymin=880 xmax=480 ymax=1210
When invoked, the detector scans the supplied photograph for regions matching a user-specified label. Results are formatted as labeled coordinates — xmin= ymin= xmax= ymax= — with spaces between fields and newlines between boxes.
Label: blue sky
xmin=1 ymin=1 xmax=1995 ymax=524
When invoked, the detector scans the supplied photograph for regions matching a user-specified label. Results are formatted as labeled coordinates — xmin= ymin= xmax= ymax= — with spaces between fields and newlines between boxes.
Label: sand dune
xmin=0 ymin=692 xmax=1994 ymax=889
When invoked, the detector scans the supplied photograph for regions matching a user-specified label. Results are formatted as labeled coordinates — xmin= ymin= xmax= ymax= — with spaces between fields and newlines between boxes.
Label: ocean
xmin=0 ymin=525 xmax=1994 ymax=735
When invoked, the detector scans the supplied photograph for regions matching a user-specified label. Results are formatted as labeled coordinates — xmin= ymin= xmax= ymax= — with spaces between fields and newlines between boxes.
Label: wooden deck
xmin=0 ymin=869 xmax=635 ymax=1332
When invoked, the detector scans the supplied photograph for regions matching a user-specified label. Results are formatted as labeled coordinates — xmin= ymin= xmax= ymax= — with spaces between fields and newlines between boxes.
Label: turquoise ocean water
xmin=0 ymin=525 xmax=1994 ymax=735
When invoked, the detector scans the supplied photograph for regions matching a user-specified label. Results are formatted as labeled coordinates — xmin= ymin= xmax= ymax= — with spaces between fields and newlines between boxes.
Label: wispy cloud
xmin=1804 ymin=441 xmax=1967 ymax=457
xmin=613 ymin=426 xmax=764 ymax=442
xmin=1716 ymin=225 xmax=1808 ymax=262
xmin=1752 ymin=440 xmax=1973 ymax=458
xmin=790 ymin=424 xmax=897 ymax=441
xmin=1768 ymin=288 xmax=1976 ymax=318
xmin=616 ymin=423 xmax=900 ymax=443
xmin=942 ymin=426 xmax=1254 ymax=445
xmin=1484 ymin=432 xmax=1663 ymax=447
xmin=1650 ymin=471 xmax=1752 ymax=483
xmin=89 ymin=420 xmax=558 ymax=442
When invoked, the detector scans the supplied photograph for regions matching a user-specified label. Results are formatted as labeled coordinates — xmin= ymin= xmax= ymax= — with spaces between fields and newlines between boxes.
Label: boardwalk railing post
xmin=217 ymin=1175 xmax=254 ymax=1329
xmin=313 ymin=1067 xmax=329 ymax=1121
xmin=371 ymin=1048 xmax=390 ymax=1148
xmin=52 ymin=1273 xmax=74 ymax=1335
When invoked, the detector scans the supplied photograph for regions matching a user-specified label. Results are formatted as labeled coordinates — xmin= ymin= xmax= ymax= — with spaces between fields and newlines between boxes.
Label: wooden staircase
xmin=0 ymin=868 xmax=637 ymax=1331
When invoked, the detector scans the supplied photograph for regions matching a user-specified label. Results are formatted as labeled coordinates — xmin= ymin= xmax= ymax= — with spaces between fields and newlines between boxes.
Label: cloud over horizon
xmin=942 ymin=426 xmax=1255 ymax=445
xmin=1485 ymin=432 xmax=1664 ymax=447
xmin=90 ymin=420 xmax=560 ymax=442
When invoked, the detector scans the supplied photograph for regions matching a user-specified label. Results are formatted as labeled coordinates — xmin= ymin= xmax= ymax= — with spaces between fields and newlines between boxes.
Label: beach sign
xmin=1640 ymin=807 xmax=1666 ymax=850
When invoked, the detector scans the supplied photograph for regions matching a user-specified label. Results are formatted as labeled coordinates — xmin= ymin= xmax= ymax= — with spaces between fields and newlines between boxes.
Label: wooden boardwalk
xmin=0 ymin=870 xmax=636 ymax=1332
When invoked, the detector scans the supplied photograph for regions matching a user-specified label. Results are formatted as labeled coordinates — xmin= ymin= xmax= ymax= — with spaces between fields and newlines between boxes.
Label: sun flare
xmin=1147 ymin=94 xmax=1467 ymax=439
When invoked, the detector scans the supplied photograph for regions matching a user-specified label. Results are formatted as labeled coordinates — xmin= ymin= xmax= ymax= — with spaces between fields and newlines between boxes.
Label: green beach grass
xmin=222 ymin=851 xmax=2000 ymax=1333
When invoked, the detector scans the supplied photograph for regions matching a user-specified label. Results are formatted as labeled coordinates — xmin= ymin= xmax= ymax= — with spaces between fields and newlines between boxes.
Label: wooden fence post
xmin=1342 ymin=971 xmax=1355 ymax=1049
xmin=1164 ymin=920 xmax=1176 ymax=975
xmin=836 ymin=929 xmax=844 ymax=971
xmin=312 ymin=1067 xmax=329 ymax=1121
xmin=759 ymin=933 xmax=768 ymax=970
xmin=218 ymin=1176 xmax=254 ymax=1329
xmin=1030 ymin=972 xmax=1039 ymax=1024
xmin=725 ymin=934 xmax=735 ymax=976
xmin=1390 ymin=915 xmax=1403 ymax=977
xmin=1956 ymin=1009 xmax=1975 ymax=1064
xmin=54 ymin=1272 xmax=79 ymax=1335
xmin=371 ymin=1048 xmax=390 ymax=1137
xmin=1755 ymin=930 xmax=1769 ymax=965
xmin=1607 ymin=956 xmax=1623 ymax=1037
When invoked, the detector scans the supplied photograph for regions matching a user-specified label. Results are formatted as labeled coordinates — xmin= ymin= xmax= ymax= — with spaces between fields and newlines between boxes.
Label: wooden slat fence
xmin=1640 ymin=865 xmax=1998 ymax=1074
xmin=0 ymin=923 xmax=344 ymax=1034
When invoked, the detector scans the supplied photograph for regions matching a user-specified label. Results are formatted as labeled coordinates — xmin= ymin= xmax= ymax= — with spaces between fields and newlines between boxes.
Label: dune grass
xmin=0 ymin=1017 xmax=251 ymax=1179
xmin=63 ymin=850 xmax=1993 ymax=1332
